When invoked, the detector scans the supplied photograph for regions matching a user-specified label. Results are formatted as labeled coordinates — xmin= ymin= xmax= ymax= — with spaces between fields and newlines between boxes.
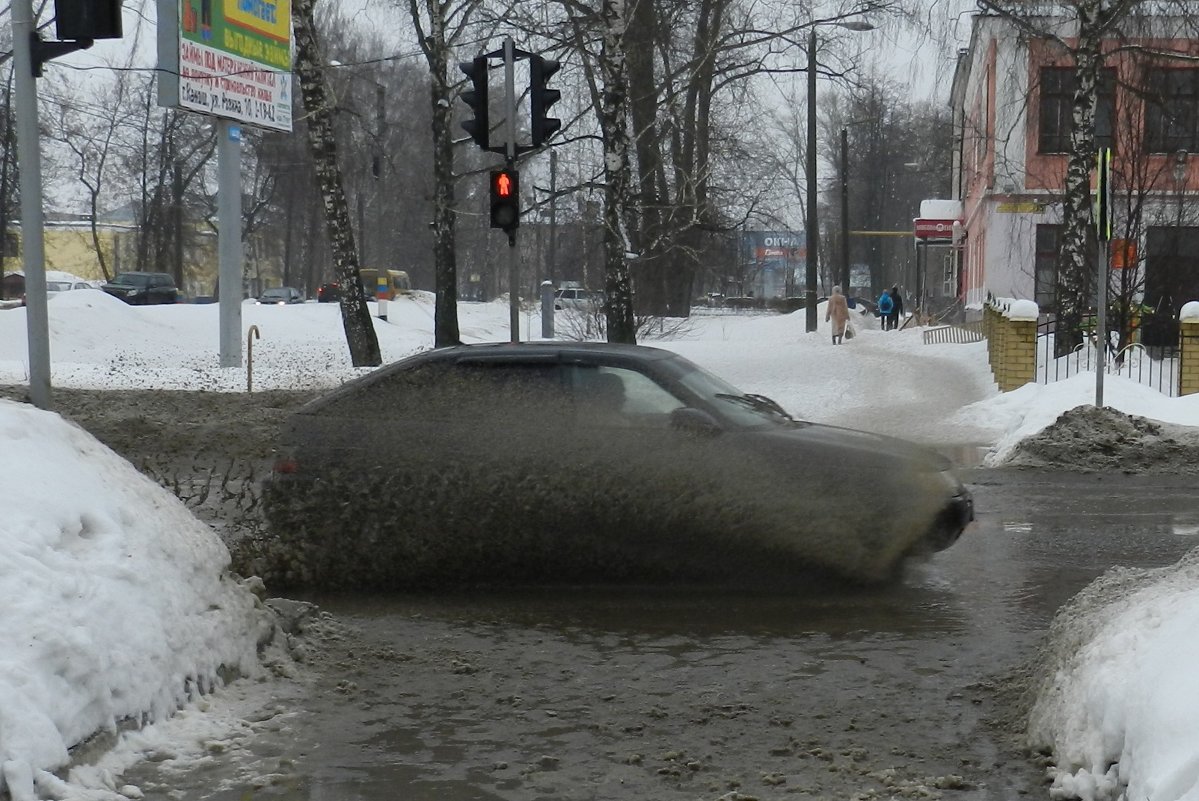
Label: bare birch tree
xmin=292 ymin=0 xmax=381 ymax=366
xmin=405 ymin=0 xmax=488 ymax=347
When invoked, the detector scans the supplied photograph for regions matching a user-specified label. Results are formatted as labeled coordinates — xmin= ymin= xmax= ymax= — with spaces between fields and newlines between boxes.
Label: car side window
xmin=567 ymin=365 xmax=684 ymax=427
xmin=321 ymin=361 xmax=568 ymax=426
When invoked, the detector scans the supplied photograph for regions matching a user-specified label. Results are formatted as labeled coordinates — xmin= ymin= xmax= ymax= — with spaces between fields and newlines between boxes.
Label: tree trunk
xmin=1054 ymin=8 xmax=1102 ymax=358
xmin=626 ymin=0 xmax=666 ymax=316
xmin=293 ymin=0 xmax=381 ymax=366
xmin=416 ymin=0 xmax=461 ymax=346
xmin=599 ymin=0 xmax=637 ymax=344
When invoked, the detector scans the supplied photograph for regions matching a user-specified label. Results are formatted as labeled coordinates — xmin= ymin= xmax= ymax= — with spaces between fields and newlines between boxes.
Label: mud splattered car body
xmin=256 ymin=343 xmax=972 ymax=589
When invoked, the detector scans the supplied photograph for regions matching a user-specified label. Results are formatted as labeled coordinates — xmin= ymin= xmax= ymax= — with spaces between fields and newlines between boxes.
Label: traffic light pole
xmin=461 ymin=39 xmax=561 ymax=345
xmin=503 ymin=37 xmax=520 ymax=343
xmin=12 ymin=0 xmax=52 ymax=408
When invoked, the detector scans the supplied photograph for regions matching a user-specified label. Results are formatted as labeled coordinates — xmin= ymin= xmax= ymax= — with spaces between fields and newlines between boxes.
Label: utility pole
xmin=840 ymin=128 xmax=850 ymax=293
xmin=13 ymin=0 xmax=121 ymax=407
xmin=549 ymin=148 xmax=558 ymax=285
xmin=504 ymin=37 xmax=519 ymax=343
xmin=804 ymin=27 xmax=819 ymax=333
xmin=217 ymin=120 xmax=242 ymax=367
xmin=13 ymin=0 xmax=52 ymax=408
xmin=173 ymin=158 xmax=184 ymax=290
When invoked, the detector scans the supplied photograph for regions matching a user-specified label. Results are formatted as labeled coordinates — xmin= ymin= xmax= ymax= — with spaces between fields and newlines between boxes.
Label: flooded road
xmin=122 ymin=468 xmax=1199 ymax=801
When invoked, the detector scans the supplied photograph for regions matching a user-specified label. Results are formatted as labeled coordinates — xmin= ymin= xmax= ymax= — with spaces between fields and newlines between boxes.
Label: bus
xmin=359 ymin=269 xmax=412 ymax=300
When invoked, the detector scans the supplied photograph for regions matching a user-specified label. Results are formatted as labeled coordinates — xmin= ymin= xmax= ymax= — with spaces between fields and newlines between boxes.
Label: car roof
xmin=298 ymin=342 xmax=683 ymax=414
xmin=420 ymin=341 xmax=676 ymax=363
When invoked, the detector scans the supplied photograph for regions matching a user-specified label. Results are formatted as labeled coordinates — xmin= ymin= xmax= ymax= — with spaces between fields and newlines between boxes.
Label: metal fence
xmin=1035 ymin=319 xmax=1180 ymax=397
xmin=922 ymin=321 xmax=985 ymax=345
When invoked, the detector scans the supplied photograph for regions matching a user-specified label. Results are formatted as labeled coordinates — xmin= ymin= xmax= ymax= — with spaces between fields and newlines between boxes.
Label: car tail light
xmin=272 ymin=456 xmax=299 ymax=475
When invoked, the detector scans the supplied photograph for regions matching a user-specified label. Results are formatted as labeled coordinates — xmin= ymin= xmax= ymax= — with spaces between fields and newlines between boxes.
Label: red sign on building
xmin=913 ymin=218 xmax=958 ymax=241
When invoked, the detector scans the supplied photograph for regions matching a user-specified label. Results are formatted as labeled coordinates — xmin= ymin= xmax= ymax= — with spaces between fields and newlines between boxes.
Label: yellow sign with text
xmin=995 ymin=201 xmax=1044 ymax=214
xmin=225 ymin=0 xmax=291 ymax=43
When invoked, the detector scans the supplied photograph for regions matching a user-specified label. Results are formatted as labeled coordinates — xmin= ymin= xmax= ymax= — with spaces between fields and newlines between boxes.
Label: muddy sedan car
xmin=254 ymin=343 xmax=972 ymax=589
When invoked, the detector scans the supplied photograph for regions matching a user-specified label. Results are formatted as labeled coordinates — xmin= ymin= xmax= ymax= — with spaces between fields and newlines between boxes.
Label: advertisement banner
xmin=159 ymin=0 xmax=293 ymax=132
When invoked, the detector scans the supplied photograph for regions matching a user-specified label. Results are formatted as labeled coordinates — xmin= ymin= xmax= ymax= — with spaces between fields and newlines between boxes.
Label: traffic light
xmin=490 ymin=169 xmax=520 ymax=233
xmin=54 ymin=0 xmax=123 ymax=40
xmin=530 ymin=55 xmax=561 ymax=147
xmin=459 ymin=56 xmax=489 ymax=150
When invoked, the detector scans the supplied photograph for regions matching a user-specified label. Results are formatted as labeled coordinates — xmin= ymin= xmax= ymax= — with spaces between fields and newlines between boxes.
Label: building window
xmin=1034 ymin=224 xmax=1060 ymax=308
xmin=1038 ymin=67 xmax=1115 ymax=154
xmin=1144 ymin=68 xmax=1199 ymax=153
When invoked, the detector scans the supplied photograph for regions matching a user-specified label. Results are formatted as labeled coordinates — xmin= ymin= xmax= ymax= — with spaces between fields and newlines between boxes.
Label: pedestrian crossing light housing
xmin=490 ymin=169 xmax=520 ymax=233
xmin=459 ymin=56 xmax=489 ymax=150
xmin=530 ymin=55 xmax=561 ymax=147
xmin=54 ymin=0 xmax=123 ymax=39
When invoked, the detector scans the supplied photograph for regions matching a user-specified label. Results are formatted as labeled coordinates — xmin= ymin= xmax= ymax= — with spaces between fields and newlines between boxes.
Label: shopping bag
xmin=844 ymin=320 xmax=855 ymax=340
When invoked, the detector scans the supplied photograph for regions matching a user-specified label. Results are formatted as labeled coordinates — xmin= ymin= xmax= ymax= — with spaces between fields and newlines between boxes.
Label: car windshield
xmin=261 ymin=289 xmax=289 ymax=299
xmin=46 ymin=281 xmax=73 ymax=291
xmin=671 ymin=360 xmax=800 ymax=428
xmin=112 ymin=273 xmax=152 ymax=287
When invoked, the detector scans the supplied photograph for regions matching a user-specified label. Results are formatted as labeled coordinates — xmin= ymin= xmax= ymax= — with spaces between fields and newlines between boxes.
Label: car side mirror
xmin=670 ymin=407 xmax=721 ymax=436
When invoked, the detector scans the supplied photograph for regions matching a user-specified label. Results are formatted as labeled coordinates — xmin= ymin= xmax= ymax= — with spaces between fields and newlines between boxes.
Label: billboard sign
xmin=158 ymin=0 xmax=293 ymax=132
xmin=744 ymin=231 xmax=805 ymax=262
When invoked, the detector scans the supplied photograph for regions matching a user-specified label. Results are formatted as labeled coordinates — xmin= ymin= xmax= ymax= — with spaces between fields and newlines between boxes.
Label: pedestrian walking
xmin=825 ymin=285 xmax=851 ymax=344
xmin=877 ymin=290 xmax=894 ymax=330
xmin=889 ymin=286 xmax=905 ymax=330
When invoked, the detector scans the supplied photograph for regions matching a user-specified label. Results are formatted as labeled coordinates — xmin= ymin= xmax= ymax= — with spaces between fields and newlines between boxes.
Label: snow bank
xmin=950 ymin=372 xmax=1199 ymax=465
xmin=0 ymin=400 xmax=274 ymax=799
xmin=1028 ymin=548 xmax=1199 ymax=801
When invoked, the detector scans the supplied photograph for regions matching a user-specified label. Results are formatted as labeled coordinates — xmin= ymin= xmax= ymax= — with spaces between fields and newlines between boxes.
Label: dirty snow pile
xmin=1027 ymin=548 xmax=1199 ymax=801
xmin=0 ymin=400 xmax=276 ymax=800
xmin=949 ymin=371 xmax=1199 ymax=470
xmin=1002 ymin=403 xmax=1199 ymax=473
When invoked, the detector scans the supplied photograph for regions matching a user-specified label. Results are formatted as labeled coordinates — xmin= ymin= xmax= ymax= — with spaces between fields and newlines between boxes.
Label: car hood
xmin=748 ymin=421 xmax=951 ymax=473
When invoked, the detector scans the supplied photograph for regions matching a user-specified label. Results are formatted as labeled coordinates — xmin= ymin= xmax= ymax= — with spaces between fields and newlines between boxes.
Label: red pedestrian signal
xmin=490 ymin=169 xmax=520 ymax=233
xmin=496 ymin=171 xmax=513 ymax=197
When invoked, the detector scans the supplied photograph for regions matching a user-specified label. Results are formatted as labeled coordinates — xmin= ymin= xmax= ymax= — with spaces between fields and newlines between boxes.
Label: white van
xmin=553 ymin=287 xmax=601 ymax=311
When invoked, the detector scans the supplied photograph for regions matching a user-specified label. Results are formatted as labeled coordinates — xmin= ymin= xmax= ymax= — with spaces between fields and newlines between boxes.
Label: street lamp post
xmin=805 ymin=20 xmax=874 ymax=332
xmin=840 ymin=127 xmax=850 ymax=293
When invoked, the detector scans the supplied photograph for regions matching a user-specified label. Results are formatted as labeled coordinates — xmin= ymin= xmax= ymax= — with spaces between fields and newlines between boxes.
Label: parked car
xmin=257 ymin=286 xmax=305 ymax=305
xmin=101 ymin=272 xmax=179 ymax=305
xmin=257 ymin=342 xmax=973 ymax=590
xmin=553 ymin=287 xmax=601 ymax=311
xmin=317 ymin=282 xmax=341 ymax=302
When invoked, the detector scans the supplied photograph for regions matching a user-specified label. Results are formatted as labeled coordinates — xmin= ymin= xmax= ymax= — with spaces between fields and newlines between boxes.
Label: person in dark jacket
xmin=889 ymin=286 xmax=905 ymax=330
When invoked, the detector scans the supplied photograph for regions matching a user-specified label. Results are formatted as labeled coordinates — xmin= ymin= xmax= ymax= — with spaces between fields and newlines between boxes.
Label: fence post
xmin=1180 ymin=306 xmax=1199 ymax=396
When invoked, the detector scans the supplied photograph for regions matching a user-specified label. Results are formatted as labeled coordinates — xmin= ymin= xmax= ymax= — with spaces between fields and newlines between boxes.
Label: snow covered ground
xmin=1 ymin=288 xmax=1198 ymax=800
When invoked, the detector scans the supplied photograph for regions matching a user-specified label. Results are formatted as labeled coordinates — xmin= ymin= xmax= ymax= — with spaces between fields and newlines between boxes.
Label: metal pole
xmin=13 ymin=0 xmax=52 ymax=408
xmin=840 ymin=127 xmax=850 ymax=293
xmin=507 ymin=242 xmax=519 ymax=342
xmin=218 ymin=119 xmax=243 ymax=367
xmin=1096 ymin=240 xmax=1107 ymax=407
xmin=804 ymin=27 xmax=819 ymax=333
xmin=549 ymin=149 xmax=558 ymax=284
xmin=541 ymin=280 xmax=554 ymax=338
xmin=504 ymin=37 xmax=519 ymax=342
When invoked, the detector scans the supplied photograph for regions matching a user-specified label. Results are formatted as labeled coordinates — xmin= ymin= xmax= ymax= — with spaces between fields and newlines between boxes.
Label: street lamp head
xmin=834 ymin=20 xmax=876 ymax=31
